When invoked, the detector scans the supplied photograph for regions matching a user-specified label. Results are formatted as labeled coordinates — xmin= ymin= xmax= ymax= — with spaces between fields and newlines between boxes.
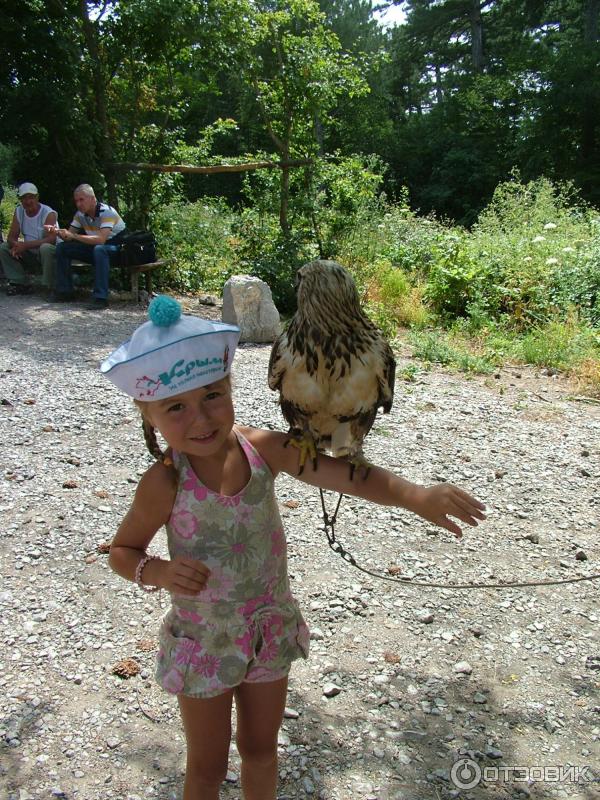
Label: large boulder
xmin=222 ymin=275 xmax=281 ymax=343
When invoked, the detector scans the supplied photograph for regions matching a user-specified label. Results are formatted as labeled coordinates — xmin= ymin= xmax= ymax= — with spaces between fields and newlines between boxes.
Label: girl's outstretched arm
xmin=243 ymin=427 xmax=486 ymax=537
xmin=109 ymin=462 xmax=211 ymax=594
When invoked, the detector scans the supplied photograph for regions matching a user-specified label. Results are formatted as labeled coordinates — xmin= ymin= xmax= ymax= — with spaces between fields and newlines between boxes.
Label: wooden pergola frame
xmin=110 ymin=157 xmax=315 ymax=235
xmin=110 ymin=159 xmax=312 ymax=175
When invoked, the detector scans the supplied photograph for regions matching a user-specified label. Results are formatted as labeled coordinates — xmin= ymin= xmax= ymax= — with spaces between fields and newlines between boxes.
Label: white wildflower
xmin=545 ymin=257 xmax=559 ymax=265
xmin=532 ymin=236 xmax=546 ymax=243
xmin=562 ymin=246 xmax=575 ymax=253
xmin=523 ymin=256 xmax=533 ymax=262
xmin=543 ymin=222 xmax=557 ymax=230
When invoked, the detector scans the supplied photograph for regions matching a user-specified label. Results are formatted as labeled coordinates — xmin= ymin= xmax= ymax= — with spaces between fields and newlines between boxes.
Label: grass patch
xmin=514 ymin=318 xmax=600 ymax=395
xmin=408 ymin=330 xmax=496 ymax=374
xmin=404 ymin=318 xmax=600 ymax=395
xmin=398 ymin=363 xmax=420 ymax=382
xmin=516 ymin=318 xmax=599 ymax=371
xmin=572 ymin=359 xmax=600 ymax=397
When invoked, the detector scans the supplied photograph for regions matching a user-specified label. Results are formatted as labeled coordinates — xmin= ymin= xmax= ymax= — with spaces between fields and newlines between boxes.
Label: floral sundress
xmin=156 ymin=428 xmax=310 ymax=698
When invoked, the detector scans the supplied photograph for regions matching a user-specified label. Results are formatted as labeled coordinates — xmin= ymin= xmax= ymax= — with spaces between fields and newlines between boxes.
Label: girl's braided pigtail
xmin=141 ymin=418 xmax=174 ymax=468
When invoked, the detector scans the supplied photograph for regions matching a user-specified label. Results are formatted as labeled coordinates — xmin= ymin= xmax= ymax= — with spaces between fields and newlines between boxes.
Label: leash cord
xmin=319 ymin=490 xmax=600 ymax=591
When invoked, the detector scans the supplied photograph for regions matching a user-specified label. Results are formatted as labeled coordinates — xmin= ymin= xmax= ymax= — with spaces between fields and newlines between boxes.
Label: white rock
xmin=415 ymin=609 xmax=435 ymax=624
xmin=453 ymin=661 xmax=473 ymax=675
xmin=222 ymin=275 xmax=281 ymax=342
xmin=277 ymin=730 xmax=291 ymax=746
xmin=373 ymin=674 xmax=390 ymax=685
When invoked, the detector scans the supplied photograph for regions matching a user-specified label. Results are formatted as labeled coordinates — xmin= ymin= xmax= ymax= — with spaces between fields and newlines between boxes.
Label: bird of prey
xmin=268 ymin=260 xmax=396 ymax=477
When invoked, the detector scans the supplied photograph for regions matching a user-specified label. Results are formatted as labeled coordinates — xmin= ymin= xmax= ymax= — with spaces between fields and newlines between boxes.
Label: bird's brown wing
xmin=380 ymin=339 xmax=396 ymax=413
xmin=267 ymin=332 xmax=286 ymax=392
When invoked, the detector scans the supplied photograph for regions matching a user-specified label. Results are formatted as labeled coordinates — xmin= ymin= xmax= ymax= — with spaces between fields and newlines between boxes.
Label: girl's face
xmin=144 ymin=377 xmax=234 ymax=457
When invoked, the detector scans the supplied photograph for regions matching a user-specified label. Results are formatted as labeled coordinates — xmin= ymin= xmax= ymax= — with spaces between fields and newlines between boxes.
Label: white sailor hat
xmin=101 ymin=295 xmax=240 ymax=400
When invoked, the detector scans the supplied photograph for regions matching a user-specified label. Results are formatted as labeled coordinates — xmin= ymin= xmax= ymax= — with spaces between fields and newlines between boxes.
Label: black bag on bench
xmin=117 ymin=230 xmax=157 ymax=267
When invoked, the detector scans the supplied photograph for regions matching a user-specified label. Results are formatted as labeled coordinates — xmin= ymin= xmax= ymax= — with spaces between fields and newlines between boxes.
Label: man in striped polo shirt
xmin=50 ymin=183 xmax=126 ymax=310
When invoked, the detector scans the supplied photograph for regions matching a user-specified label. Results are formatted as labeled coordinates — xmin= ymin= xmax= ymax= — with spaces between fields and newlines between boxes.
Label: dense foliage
xmin=1 ymin=1 xmax=598 ymax=387
xmin=1 ymin=0 xmax=598 ymax=222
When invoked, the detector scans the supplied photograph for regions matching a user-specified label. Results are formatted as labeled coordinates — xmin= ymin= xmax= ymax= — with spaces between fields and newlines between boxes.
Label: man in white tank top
xmin=0 ymin=182 xmax=58 ymax=294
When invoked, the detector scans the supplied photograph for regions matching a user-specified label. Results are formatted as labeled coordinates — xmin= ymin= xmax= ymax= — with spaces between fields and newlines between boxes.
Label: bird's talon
xmin=347 ymin=454 xmax=373 ymax=481
xmin=283 ymin=431 xmax=318 ymax=476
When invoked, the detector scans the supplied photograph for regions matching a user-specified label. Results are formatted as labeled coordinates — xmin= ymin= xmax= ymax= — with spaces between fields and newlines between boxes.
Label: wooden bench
xmin=71 ymin=259 xmax=169 ymax=302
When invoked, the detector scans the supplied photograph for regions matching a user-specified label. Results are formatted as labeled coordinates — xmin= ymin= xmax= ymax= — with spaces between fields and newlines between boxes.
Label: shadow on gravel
xmin=114 ymin=736 xmax=185 ymax=798
xmin=276 ymin=668 xmax=597 ymax=800
xmin=2 ymin=295 xmax=146 ymax=365
xmin=1 ymin=699 xmax=53 ymax=795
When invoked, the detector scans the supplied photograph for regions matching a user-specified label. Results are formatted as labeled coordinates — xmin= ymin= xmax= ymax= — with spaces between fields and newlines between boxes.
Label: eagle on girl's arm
xmin=268 ymin=260 xmax=396 ymax=477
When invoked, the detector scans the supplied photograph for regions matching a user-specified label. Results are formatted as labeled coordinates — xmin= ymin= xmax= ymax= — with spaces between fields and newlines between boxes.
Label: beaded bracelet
xmin=135 ymin=554 xmax=160 ymax=593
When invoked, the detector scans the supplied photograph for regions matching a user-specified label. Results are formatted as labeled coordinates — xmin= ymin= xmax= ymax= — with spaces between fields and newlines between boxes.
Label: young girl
xmin=102 ymin=296 xmax=486 ymax=800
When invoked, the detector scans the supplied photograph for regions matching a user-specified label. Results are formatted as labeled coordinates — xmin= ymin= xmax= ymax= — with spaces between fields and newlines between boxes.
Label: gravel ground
xmin=1 ymin=293 xmax=599 ymax=800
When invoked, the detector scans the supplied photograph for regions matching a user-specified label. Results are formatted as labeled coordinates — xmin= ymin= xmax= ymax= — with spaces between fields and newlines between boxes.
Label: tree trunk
xmin=434 ymin=63 xmax=444 ymax=104
xmin=584 ymin=0 xmax=599 ymax=45
xmin=279 ymin=151 xmax=291 ymax=237
xmin=79 ymin=0 xmax=118 ymax=208
xmin=314 ymin=113 xmax=325 ymax=156
xmin=470 ymin=0 xmax=485 ymax=72
xmin=581 ymin=0 xmax=599 ymax=169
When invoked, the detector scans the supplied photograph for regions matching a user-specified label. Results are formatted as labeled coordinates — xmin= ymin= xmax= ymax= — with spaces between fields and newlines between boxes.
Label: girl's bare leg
xmin=178 ymin=689 xmax=235 ymax=800
xmin=234 ymin=676 xmax=288 ymax=800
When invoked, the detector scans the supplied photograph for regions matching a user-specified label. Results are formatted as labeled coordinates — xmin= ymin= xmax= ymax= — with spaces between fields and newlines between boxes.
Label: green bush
xmin=0 ymin=185 xmax=17 ymax=239
xmin=423 ymin=232 xmax=496 ymax=318
xmin=376 ymin=259 xmax=409 ymax=304
xmin=152 ymin=198 xmax=238 ymax=294
xmin=546 ymin=231 xmax=600 ymax=326
xmin=337 ymin=197 xmax=447 ymax=281
xmin=364 ymin=300 xmax=398 ymax=339
xmin=372 ymin=206 xmax=447 ymax=277
xmin=364 ymin=258 xmax=430 ymax=330
xmin=307 ymin=154 xmax=386 ymax=258
xmin=0 ymin=143 xmax=19 ymax=188
xmin=233 ymin=209 xmax=315 ymax=312
xmin=235 ymin=152 xmax=387 ymax=312
xmin=467 ymin=176 xmax=599 ymax=327
xmin=410 ymin=331 xmax=456 ymax=365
